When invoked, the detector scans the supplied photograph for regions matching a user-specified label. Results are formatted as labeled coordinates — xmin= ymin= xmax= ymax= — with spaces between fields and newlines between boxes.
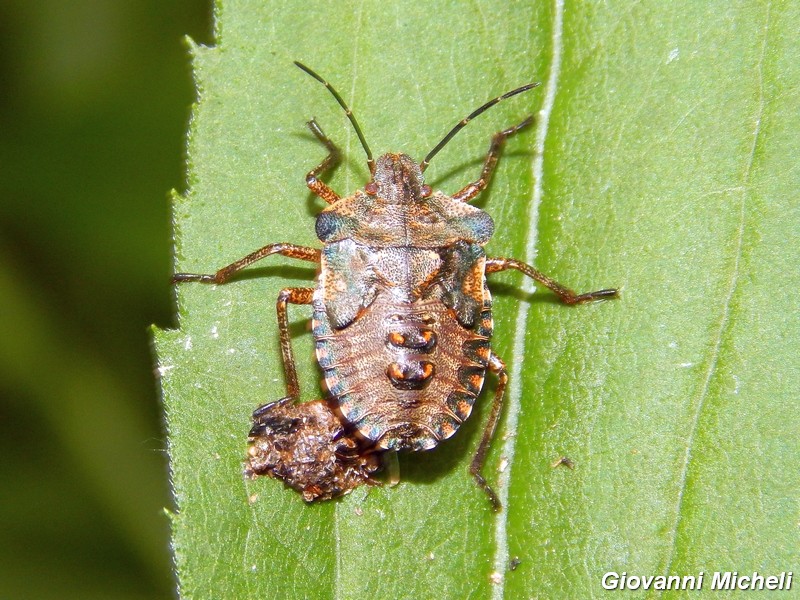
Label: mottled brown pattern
xmin=171 ymin=64 xmax=617 ymax=509
xmin=314 ymin=292 xmax=491 ymax=451
xmin=317 ymin=187 xmax=494 ymax=248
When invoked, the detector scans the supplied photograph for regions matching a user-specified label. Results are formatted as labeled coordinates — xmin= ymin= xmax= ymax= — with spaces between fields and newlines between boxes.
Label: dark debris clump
xmin=245 ymin=398 xmax=382 ymax=501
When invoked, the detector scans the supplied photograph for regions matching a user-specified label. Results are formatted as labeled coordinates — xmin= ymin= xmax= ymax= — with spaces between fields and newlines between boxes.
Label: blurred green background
xmin=0 ymin=1 xmax=210 ymax=598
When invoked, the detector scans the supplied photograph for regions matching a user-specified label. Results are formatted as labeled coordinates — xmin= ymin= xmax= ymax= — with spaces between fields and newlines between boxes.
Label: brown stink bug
xmin=172 ymin=62 xmax=617 ymax=509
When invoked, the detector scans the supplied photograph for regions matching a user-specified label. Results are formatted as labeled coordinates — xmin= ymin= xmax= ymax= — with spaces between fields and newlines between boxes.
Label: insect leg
xmin=305 ymin=119 xmax=341 ymax=205
xmin=452 ymin=116 xmax=534 ymax=203
xmin=469 ymin=352 xmax=508 ymax=512
xmin=485 ymin=257 xmax=618 ymax=304
xmin=171 ymin=243 xmax=320 ymax=284
xmin=275 ymin=287 xmax=315 ymax=401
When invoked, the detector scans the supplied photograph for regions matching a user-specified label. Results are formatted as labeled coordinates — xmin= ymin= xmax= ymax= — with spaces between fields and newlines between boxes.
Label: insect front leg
xmin=274 ymin=287 xmax=315 ymax=402
xmin=305 ymin=119 xmax=341 ymax=205
xmin=171 ymin=243 xmax=320 ymax=284
xmin=470 ymin=352 xmax=508 ymax=512
xmin=485 ymin=257 xmax=618 ymax=304
xmin=452 ymin=116 xmax=534 ymax=203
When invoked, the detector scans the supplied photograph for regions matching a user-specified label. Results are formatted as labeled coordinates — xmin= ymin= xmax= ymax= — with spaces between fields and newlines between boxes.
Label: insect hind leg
xmin=275 ymin=287 xmax=315 ymax=401
xmin=469 ymin=352 xmax=508 ymax=512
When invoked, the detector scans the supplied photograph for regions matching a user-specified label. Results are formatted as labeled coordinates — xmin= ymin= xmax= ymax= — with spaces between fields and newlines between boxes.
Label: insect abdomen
xmin=312 ymin=290 xmax=494 ymax=452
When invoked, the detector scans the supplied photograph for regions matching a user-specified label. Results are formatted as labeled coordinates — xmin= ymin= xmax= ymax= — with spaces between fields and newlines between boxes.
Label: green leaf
xmin=155 ymin=0 xmax=800 ymax=597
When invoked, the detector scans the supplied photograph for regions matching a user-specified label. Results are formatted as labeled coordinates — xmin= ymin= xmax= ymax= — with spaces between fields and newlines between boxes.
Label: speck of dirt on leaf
xmin=667 ymin=47 xmax=679 ymax=63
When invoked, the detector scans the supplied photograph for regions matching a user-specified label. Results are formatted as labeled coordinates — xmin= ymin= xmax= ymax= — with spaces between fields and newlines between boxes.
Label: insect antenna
xmin=294 ymin=61 xmax=375 ymax=174
xmin=420 ymin=82 xmax=540 ymax=172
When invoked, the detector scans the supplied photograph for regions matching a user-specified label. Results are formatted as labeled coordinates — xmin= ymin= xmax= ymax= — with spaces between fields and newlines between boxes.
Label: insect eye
xmin=365 ymin=182 xmax=378 ymax=195
xmin=421 ymin=185 xmax=432 ymax=197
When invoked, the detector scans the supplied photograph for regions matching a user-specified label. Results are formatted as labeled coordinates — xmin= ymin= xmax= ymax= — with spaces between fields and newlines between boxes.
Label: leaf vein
xmin=658 ymin=0 xmax=771 ymax=587
xmin=491 ymin=0 xmax=565 ymax=597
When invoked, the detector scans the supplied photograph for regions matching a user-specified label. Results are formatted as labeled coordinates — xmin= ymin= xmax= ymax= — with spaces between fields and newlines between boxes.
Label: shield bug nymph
xmin=172 ymin=62 xmax=617 ymax=509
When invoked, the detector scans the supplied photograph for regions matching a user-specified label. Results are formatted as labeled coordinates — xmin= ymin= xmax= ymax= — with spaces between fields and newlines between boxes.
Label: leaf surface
xmin=155 ymin=1 xmax=800 ymax=597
